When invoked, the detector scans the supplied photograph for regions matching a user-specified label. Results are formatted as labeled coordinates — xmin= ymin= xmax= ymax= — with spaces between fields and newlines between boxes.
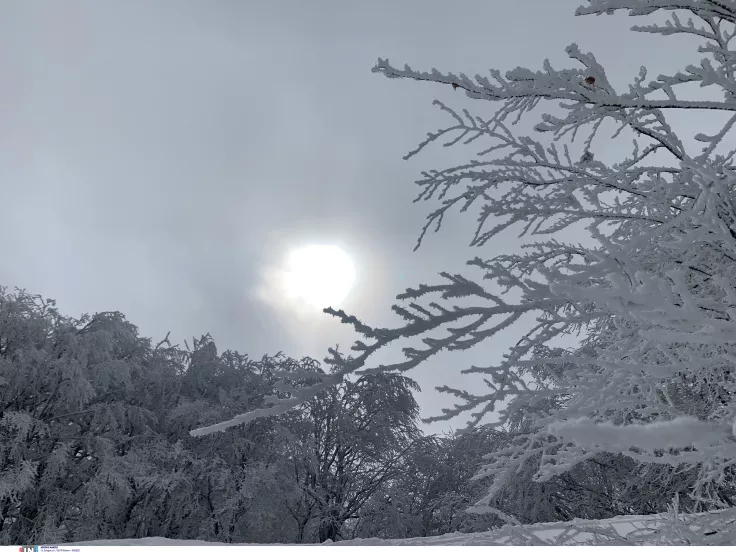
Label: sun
xmin=283 ymin=245 xmax=356 ymax=310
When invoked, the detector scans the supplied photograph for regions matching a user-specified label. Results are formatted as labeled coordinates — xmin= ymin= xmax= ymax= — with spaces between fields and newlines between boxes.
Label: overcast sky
xmin=0 ymin=0 xmax=698 ymax=431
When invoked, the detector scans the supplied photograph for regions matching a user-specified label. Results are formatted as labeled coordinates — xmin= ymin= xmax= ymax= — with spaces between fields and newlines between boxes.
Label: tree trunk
xmin=296 ymin=517 xmax=308 ymax=543
xmin=317 ymin=513 xmax=340 ymax=543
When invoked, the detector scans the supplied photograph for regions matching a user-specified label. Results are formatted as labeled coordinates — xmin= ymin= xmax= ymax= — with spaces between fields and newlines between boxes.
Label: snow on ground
xmin=61 ymin=507 xmax=736 ymax=546
xmin=330 ymin=508 xmax=736 ymax=546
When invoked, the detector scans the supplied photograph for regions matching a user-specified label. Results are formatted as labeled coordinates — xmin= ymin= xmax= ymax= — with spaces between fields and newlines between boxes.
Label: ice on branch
xmin=192 ymin=0 xmax=736 ymax=514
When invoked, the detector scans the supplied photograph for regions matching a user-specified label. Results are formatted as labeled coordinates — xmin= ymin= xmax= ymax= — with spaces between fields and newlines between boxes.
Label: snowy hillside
xmin=64 ymin=507 xmax=736 ymax=546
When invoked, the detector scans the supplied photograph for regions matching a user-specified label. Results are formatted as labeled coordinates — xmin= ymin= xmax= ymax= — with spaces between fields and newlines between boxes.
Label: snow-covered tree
xmin=0 ymin=288 xmax=159 ymax=544
xmin=283 ymin=371 xmax=422 ymax=542
xmin=192 ymin=0 xmax=736 ymax=514
xmin=363 ymin=0 xmax=736 ymax=511
xmin=358 ymin=428 xmax=505 ymax=539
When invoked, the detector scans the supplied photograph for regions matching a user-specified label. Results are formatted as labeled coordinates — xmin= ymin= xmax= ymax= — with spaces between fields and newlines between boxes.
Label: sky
xmin=0 ymin=0 xmax=699 ymax=432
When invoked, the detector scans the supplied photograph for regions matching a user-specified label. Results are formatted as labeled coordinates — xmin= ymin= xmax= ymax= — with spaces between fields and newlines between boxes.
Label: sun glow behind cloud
xmin=283 ymin=245 xmax=356 ymax=310
xmin=255 ymin=243 xmax=357 ymax=317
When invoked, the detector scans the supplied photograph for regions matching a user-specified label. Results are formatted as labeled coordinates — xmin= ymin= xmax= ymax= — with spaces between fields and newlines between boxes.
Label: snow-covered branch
xmin=191 ymin=0 xmax=736 ymax=510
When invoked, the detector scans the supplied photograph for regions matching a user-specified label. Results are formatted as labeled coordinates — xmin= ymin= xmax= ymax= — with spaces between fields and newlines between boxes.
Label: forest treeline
xmin=0 ymin=287 xmax=729 ymax=544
